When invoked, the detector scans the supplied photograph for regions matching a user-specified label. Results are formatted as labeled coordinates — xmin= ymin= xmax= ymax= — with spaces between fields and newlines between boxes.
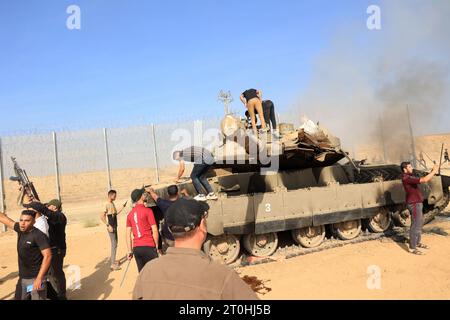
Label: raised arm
xmin=24 ymin=202 xmax=65 ymax=224
xmin=117 ymin=201 xmax=128 ymax=214
xmin=147 ymin=188 xmax=159 ymax=202
xmin=419 ymin=164 xmax=438 ymax=183
xmin=0 ymin=212 xmax=15 ymax=230
xmin=256 ymin=89 xmax=262 ymax=100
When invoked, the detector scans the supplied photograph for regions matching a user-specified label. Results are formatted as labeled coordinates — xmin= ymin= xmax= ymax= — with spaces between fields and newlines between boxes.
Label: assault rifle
xmin=10 ymin=157 xmax=40 ymax=206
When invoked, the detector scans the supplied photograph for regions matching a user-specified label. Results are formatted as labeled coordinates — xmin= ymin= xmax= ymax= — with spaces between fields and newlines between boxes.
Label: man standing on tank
xmin=173 ymin=146 xmax=218 ymax=202
xmin=240 ymin=88 xmax=268 ymax=135
xmin=400 ymin=161 xmax=438 ymax=255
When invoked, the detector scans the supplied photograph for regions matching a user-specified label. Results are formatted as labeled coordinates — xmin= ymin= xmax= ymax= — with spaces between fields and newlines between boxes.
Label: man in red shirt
xmin=401 ymin=161 xmax=438 ymax=255
xmin=126 ymin=188 xmax=160 ymax=272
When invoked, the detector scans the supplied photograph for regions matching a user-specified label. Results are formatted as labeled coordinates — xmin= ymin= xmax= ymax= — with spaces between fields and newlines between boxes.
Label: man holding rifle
xmin=0 ymin=210 xmax=52 ymax=300
xmin=401 ymin=161 xmax=439 ymax=255
xmin=24 ymin=200 xmax=68 ymax=300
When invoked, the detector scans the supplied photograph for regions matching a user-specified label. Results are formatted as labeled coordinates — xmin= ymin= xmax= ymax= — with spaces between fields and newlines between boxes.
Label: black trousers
xmin=133 ymin=246 xmax=158 ymax=272
xmin=48 ymin=248 xmax=66 ymax=299
xmin=262 ymin=100 xmax=277 ymax=130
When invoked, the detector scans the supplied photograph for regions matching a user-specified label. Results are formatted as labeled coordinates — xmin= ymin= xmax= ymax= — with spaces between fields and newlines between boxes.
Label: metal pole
xmin=406 ymin=105 xmax=417 ymax=168
xmin=438 ymin=143 xmax=444 ymax=176
xmin=379 ymin=115 xmax=387 ymax=163
xmin=151 ymin=124 xmax=160 ymax=183
xmin=0 ymin=138 xmax=6 ymax=232
xmin=103 ymin=128 xmax=112 ymax=191
xmin=52 ymin=132 xmax=61 ymax=201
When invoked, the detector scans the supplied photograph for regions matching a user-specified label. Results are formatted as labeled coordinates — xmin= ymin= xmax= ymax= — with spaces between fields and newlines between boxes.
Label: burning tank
xmin=147 ymin=113 xmax=450 ymax=265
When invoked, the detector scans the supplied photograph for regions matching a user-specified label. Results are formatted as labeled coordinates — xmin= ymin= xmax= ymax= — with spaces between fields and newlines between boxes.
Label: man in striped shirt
xmin=173 ymin=146 xmax=218 ymax=201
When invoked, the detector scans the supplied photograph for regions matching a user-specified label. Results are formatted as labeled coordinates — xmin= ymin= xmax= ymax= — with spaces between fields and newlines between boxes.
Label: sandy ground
xmin=1 ymin=207 xmax=450 ymax=300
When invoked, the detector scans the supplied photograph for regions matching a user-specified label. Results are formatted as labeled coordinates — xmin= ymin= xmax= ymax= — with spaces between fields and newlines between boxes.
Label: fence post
xmin=52 ymin=132 xmax=61 ymax=201
xmin=103 ymin=128 xmax=112 ymax=191
xmin=0 ymin=138 xmax=6 ymax=232
xmin=151 ymin=124 xmax=160 ymax=184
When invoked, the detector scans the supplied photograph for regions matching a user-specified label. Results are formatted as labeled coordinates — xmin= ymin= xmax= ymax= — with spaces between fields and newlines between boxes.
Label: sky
xmin=0 ymin=0 xmax=448 ymax=137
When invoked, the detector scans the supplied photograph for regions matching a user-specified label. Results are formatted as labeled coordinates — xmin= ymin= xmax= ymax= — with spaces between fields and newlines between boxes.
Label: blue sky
xmin=1 ymin=0 xmax=447 ymax=136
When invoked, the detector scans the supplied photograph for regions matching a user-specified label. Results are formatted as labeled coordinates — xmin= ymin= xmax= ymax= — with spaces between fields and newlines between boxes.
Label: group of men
xmin=100 ymin=184 xmax=258 ymax=300
xmin=0 ymin=199 xmax=67 ymax=300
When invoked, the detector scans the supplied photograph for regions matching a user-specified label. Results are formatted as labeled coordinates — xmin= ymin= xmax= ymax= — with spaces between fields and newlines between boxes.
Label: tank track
xmin=231 ymin=226 xmax=441 ymax=269
xmin=230 ymin=199 xmax=449 ymax=268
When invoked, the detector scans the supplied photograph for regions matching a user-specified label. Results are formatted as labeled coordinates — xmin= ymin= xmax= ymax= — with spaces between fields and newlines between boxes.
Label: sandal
xmin=417 ymin=243 xmax=429 ymax=249
xmin=110 ymin=264 xmax=121 ymax=271
xmin=409 ymin=249 xmax=425 ymax=255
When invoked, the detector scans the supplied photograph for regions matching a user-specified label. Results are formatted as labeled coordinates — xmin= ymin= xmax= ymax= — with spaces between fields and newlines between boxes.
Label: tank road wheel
xmin=366 ymin=208 xmax=392 ymax=233
xmin=393 ymin=208 xmax=412 ymax=227
xmin=291 ymin=225 xmax=326 ymax=248
xmin=243 ymin=233 xmax=278 ymax=257
xmin=333 ymin=219 xmax=361 ymax=240
xmin=203 ymin=234 xmax=240 ymax=265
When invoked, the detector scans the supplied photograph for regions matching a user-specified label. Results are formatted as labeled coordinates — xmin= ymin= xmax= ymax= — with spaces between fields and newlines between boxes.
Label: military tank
xmin=147 ymin=114 xmax=450 ymax=265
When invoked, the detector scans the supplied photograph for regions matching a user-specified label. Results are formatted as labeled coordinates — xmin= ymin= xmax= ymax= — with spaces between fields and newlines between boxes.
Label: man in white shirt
xmin=33 ymin=210 xmax=49 ymax=238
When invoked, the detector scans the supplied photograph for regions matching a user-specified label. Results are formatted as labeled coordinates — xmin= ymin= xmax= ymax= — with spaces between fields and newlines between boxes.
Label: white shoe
xmin=206 ymin=192 xmax=218 ymax=200
xmin=194 ymin=194 xmax=207 ymax=201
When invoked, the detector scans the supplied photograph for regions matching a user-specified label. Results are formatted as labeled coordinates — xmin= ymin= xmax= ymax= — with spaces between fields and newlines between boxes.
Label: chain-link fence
xmin=0 ymin=117 xmax=227 ymax=221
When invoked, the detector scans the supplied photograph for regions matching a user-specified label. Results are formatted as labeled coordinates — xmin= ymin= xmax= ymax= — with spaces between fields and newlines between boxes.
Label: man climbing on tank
xmin=400 ymin=161 xmax=438 ymax=255
xmin=240 ymin=88 xmax=268 ymax=135
xmin=173 ymin=146 xmax=218 ymax=201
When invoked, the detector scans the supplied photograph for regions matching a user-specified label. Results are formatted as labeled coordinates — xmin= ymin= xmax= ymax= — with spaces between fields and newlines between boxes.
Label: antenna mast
xmin=218 ymin=90 xmax=233 ymax=115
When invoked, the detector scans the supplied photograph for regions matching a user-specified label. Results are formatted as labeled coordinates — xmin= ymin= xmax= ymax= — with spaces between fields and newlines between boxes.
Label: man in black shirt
xmin=0 ymin=210 xmax=51 ymax=300
xmin=147 ymin=185 xmax=180 ymax=252
xmin=173 ymin=146 xmax=218 ymax=201
xmin=25 ymin=200 xmax=68 ymax=300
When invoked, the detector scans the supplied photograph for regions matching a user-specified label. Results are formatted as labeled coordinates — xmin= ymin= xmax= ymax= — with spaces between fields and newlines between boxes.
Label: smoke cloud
xmin=293 ymin=0 xmax=450 ymax=163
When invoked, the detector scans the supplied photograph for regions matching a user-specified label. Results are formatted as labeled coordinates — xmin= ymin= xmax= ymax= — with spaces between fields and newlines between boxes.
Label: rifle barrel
xmin=438 ymin=143 xmax=444 ymax=175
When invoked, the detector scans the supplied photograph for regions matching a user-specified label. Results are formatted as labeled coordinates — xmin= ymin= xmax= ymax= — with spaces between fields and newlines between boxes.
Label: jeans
xmin=108 ymin=229 xmax=118 ymax=266
xmin=407 ymin=203 xmax=423 ymax=250
xmin=48 ymin=248 xmax=66 ymax=299
xmin=262 ymin=100 xmax=277 ymax=130
xmin=133 ymin=246 xmax=158 ymax=272
xmin=190 ymin=163 xmax=213 ymax=195
xmin=15 ymin=277 xmax=47 ymax=300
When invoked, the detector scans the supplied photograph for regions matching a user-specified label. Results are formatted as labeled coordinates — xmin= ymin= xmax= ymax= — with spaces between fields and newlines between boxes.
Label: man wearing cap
xmin=24 ymin=200 xmax=68 ymax=300
xmin=147 ymin=185 xmax=181 ymax=252
xmin=126 ymin=188 xmax=160 ymax=272
xmin=132 ymin=198 xmax=258 ymax=300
